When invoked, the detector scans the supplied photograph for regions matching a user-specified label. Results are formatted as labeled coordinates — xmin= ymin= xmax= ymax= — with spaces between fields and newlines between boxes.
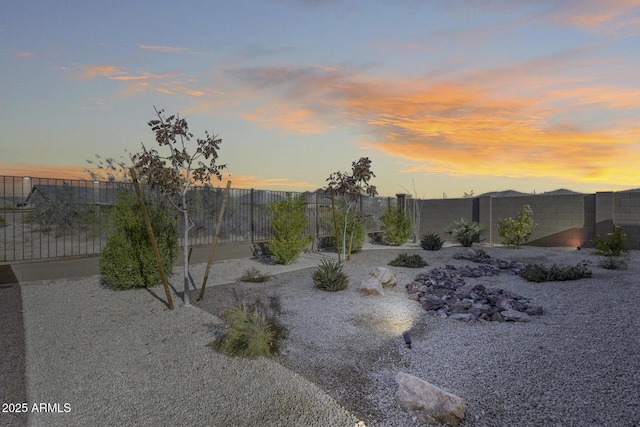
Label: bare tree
xmin=401 ymin=178 xmax=423 ymax=243
xmin=133 ymin=107 xmax=226 ymax=306
xmin=326 ymin=157 xmax=377 ymax=261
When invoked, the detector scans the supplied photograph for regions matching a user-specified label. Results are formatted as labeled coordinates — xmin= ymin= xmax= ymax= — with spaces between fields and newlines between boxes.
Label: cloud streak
xmin=232 ymin=56 xmax=640 ymax=186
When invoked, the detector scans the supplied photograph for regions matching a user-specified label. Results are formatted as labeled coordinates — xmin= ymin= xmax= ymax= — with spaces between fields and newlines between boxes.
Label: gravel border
xmin=7 ymin=244 xmax=640 ymax=427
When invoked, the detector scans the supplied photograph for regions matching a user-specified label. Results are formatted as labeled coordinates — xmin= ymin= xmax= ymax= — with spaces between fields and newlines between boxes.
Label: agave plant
xmin=420 ymin=232 xmax=444 ymax=251
xmin=312 ymin=260 xmax=349 ymax=291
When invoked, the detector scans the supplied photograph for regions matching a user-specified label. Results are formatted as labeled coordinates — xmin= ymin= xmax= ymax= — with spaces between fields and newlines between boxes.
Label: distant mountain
xmin=478 ymin=188 xmax=582 ymax=197
xmin=477 ymin=190 xmax=528 ymax=197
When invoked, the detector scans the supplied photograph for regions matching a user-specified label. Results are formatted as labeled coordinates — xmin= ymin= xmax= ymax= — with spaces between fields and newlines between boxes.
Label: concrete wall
xmin=417 ymin=191 xmax=640 ymax=249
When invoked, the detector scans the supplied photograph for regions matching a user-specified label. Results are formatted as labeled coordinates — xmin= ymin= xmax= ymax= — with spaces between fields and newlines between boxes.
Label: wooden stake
xmin=129 ymin=168 xmax=174 ymax=310
xmin=330 ymin=188 xmax=341 ymax=263
xmin=198 ymin=181 xmax=231 ymax=301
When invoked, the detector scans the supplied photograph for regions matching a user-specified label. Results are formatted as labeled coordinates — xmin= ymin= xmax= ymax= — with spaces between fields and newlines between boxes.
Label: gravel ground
xmin=5 ymin=244 xmax=640 ymax=426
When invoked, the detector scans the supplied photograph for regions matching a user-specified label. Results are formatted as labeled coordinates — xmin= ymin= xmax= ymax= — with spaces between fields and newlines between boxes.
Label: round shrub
xmin=380 ymin=206 xmax=412 ymax=246
xmin=421 ymin=232 xmax=444 ymax=251
xmin=100 ymin=191 xmax=178 ymax=290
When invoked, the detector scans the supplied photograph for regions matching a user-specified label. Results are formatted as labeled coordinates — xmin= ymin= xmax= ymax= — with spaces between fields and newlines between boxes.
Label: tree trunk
xmin=182 ymin=193 xmax=190 ymax=306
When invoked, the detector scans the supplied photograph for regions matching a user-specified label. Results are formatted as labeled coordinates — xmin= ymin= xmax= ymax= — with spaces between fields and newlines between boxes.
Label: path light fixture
xmin=403 ymin=331 xmax=412 ymax=349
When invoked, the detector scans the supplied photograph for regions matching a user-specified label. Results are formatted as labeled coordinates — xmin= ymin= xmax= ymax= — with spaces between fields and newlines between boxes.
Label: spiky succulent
xmin=312 ymin=260 xmax=349 ymax=291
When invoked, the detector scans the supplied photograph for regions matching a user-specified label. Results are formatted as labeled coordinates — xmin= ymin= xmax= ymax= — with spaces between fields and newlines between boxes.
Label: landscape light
xmin=403 ymin=331 xmax=412 ymax=349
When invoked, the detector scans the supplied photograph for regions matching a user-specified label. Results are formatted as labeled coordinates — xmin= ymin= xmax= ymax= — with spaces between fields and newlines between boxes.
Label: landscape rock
xmin=405 ymin=252 xmax=542 ymax=322
xmin=360 ymin=277 xmax=384 ymax=296
xmin=369 ymin=267 xmax=397 ymax=288
xmin=501 ymin=309 xmax=532 ymax=322
xmin=395 ymin=372 xmax=466 ymax=427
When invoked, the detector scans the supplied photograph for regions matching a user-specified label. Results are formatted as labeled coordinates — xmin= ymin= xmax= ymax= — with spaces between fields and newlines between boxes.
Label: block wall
xmin=417 ymin=191 xmax=639 ymax=249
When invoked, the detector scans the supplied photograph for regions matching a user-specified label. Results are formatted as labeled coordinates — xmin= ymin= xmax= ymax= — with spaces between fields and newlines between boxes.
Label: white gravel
xmin=19 ymin=244 xmax=640 ymax=426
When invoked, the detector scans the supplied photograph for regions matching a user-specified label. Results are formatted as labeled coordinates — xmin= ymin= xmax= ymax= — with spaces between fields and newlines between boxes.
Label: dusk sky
xmin=2 ymin=1 xmax=640 ymax=198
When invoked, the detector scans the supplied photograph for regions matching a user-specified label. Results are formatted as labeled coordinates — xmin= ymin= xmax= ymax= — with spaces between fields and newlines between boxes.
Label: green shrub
xmin=213 ymin=296 xmax=285 ymax=358
xmin=498 ymin=205 xmax=537 ymax=248
xmin=591 ymin=225 xmax=629 ymax=257
xmin=312 ymin=260 xmax=349 ymax=291
xmin=99 ymin=191 xmax=178 ymax=290
xmin=446 ymin=218 xmax=484 ymax=247
xmin=598 ymin=257 xmax=627 ymax=270
xmin=420 ymin=232 xmax=443 ymax=251
xmin=519 ymin=261 xmax=592 ymax=282
xmin=380 ymin=206 xmax=412 ymax=246
xmin=331 ymin=205 xmax=365 ymax=253
xmin=0 ymin=215 xmax=6 ymax=228
xmin=237 ymin=267 xmax=271 ymax=283
xmin=267 ymin=194 xmax=313 ymax=265
xmin=388 ymin=253 xmax=428 ymax=268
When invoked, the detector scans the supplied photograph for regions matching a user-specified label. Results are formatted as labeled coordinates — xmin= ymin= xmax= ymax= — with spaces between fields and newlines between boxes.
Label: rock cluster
xmin=405 ymin=250 xmax=543 ymax=322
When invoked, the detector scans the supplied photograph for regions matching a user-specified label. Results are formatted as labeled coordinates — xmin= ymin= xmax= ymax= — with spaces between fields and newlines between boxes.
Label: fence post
xmin=250 ymin=189 xmax=255 ymax=243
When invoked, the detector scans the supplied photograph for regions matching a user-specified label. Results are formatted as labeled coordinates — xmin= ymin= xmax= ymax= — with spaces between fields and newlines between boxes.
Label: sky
xmin=2 ymin=0 xmax=640 ymax=198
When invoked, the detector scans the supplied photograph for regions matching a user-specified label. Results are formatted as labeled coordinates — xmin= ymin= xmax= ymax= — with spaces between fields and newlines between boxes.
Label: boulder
xmin=360 ymin=277 xmax=384 ymax=296
xmin=369 ymin=267 xmax=397 ymax=288
xmin=501 ymin=309 xmax=531 ymax=322
xmin=395 ymin=372 xmax=465 ymax=426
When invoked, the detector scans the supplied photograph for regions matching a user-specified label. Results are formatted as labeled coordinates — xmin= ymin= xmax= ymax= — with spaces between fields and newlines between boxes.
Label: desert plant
xmin=498 ymin=205 xmax=537 ymax=248
xmin=331 ymin=202 xmax=366 ymax=253
xmin=388 ymin=253 xmax=428 ymax=268
xmin=380 ymin=206 xmax=412 ymax=246
xmin=326 ymin=157 xmax=377 ymax=261
xmin=267 ymin=194 xmax=313 ymax=265
xmin=420 ymin=232 xmax=444 ymax=251
xmin=100 ymin=191 xmax=178 ymax=290
xmin=132 ymin=107 xmax=227 ymax=306
xmin=591 ymin=225 xmax=629 ymax=257
xmin=237 ymin=267 xmax=271 ymax=283
xmin=598 ymin=257 xmax=627 ymax=270
xmin=519 ymin=261 xmax=592 ymax=282
xmin=446 ymin=218 xmax=484 ymax=247
xmin=312 ymin=260 xmax=349 ymax=291
xmin=213 ymin=298 xmax=284 ymax=358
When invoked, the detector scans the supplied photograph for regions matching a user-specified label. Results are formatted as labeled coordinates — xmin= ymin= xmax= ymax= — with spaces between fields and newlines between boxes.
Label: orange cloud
xmin=76 ymin=65 xmax=127 ymax=80
xmin=16 ymin=51 xmax=35 ymax=57
xmin=0 ymin=163 xmax=92 ymax=180
xmin=233 ymin=62 xmax=640 ymax=187
xmin=242 ymin=105 xmax=327 ymax=134
xmin=219 ymin=173 xmax=314 ymax=190
xmin=552 ymin=0 xmax=640 ymax=34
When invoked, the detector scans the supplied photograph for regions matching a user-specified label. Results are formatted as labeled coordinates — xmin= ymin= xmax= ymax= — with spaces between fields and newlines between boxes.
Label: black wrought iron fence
xmin=1 ymin=175 xmax=397 ymax=262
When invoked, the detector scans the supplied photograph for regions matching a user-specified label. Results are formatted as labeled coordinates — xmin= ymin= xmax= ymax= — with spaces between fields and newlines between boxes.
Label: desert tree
xmin=133 ymin=107 xmax=226 ymax=306
xmin=326 ymin=157 xmax=377 ymax=261
xmin=400 ymin=178 xmax=423 ymax=243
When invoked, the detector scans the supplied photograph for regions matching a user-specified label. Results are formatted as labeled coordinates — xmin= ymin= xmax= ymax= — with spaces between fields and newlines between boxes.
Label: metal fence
xmin=0 ymin=175 xmax=397 ymax=262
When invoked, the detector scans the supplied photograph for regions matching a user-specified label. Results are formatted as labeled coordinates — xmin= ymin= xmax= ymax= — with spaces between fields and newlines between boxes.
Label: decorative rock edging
xmin=405 ymin=250 xmax=543 ymax=322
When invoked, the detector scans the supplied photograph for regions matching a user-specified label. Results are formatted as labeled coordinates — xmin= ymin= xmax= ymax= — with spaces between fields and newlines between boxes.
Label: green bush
xmin=446 ymin=218 xmax=485 ymax=247
xmin=380 ymin=206 xmax=412 ymax=246
xmin=498 ymin=205 xmax=537 ymax=248
xmin=213 ymin=296 xmax=285 ymax=358
xmin=420 ymin=232 xmax=443 ymax=251
xmin=598 ymin=257 xmax=627 ymax=270
xmin=519 ymin=261 xmax=592 ymax=282
xmin=331 ymin=205 xmax=365 ymax=253
xmin=99 ymin=191 xmax=178 ymax=290
xmin=237 ymin=267 xmax=271 ymax=283
xmin=312 ymin=260 xmax=349 ymax=291
xmin=0 ymin=215 xmax=6 ymax=228
xmin=388 ymin=253 xmax=428 ymax=268
xmin=267 ymin=194 xmax=313 ymax=265
xmin=591 ymin=225 xmax=629 ymax=257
